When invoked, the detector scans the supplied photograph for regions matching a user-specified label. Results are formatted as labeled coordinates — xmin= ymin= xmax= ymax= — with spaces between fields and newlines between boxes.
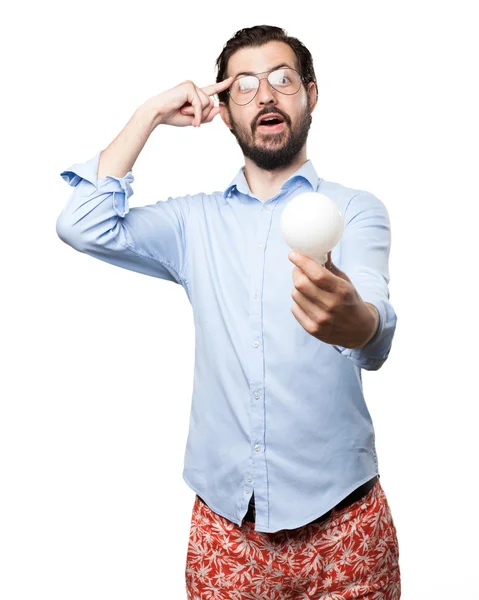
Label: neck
xmin=243 ymin=148 xmax=309 ymax=202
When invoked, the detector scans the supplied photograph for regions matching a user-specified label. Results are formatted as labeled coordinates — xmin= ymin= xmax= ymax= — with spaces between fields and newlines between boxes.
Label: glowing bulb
xmin=280 ymin=192 xmax=344 ymax=265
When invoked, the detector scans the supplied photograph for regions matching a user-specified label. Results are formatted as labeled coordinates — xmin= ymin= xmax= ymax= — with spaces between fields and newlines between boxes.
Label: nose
xmin=255 ymin=75 xmax=278 ymax=106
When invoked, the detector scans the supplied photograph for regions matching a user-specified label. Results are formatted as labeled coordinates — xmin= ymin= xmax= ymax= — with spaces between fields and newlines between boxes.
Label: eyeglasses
xmin=227 ymin=68 xmax=305 ymax=106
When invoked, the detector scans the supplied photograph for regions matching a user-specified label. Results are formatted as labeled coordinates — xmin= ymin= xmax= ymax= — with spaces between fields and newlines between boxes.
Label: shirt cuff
xmin=332 ymin=297 xmax=397 ymax=370
xmin=59 ymin=150 xmax=135 ymax=217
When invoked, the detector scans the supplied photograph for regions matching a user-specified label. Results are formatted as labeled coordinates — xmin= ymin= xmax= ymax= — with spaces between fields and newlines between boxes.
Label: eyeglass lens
xmin=230 ymin=68 xmax=301 ymax=105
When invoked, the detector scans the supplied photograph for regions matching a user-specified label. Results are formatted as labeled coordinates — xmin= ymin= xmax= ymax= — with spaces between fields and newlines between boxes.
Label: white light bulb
xmin=280 ymin=192 xmax=344 ymax=265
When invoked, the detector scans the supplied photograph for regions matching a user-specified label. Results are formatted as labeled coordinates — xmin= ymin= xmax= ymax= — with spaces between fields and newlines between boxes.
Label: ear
xmin=219 ymin=102 xmax=232 ymax=129
xmin=307 ymin=82 xmax=318 ymax=113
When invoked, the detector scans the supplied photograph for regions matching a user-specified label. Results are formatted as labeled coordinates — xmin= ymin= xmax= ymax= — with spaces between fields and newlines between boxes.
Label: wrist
xmin=138 ymin=100 xmax=164 ymax=130
xmin=358 ymin=303 xmax=380 ymax=348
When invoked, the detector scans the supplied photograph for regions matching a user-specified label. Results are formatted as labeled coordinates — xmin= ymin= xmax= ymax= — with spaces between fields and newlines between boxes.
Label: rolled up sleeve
xmin=332 ymin=191 xmax=398 ymax=371
xmin=56 ymin=150 xmax=190 ymax=287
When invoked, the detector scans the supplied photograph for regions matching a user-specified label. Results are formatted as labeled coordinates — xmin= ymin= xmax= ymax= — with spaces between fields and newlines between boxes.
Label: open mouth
xmin=257 ymin=116 xmax=286 ymax=132
xmin=258 ymin=116 xmax=284 ymax=131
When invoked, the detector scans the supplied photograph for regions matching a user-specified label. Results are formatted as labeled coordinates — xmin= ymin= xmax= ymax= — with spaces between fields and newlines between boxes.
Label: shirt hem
xmin=277 ymin=471 xmax=381 ymax=532
xmin=182 ymin=470 xmax=380 ymax=534
xmin=182 ymin=472 xmax=244 ymax=528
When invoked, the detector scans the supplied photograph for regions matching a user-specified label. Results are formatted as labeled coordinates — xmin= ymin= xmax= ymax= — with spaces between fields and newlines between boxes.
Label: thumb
xmin=325 ymin=251 xmax=333 ymax=270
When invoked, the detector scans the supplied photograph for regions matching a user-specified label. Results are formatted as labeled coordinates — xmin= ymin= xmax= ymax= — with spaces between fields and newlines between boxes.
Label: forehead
xmin=227 ymin=41 xmax=298 ymax=78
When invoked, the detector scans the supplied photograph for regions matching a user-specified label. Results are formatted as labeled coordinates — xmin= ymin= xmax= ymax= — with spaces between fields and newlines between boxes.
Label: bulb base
xmin=312 ymin=253 xmax=328 ymax=266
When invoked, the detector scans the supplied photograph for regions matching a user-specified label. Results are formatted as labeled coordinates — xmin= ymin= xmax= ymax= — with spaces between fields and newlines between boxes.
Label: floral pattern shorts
xmin=185 ymin=478 xmax=401 ymax=599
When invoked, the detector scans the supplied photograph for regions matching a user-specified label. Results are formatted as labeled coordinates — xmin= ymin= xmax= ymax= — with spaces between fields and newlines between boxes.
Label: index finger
xmin=201 ymin=76 xmax=234 ymax=97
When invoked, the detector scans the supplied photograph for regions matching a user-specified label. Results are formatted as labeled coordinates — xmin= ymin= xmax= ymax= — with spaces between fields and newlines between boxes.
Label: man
xmin=57 ymin=24 xmax=400 ymax=600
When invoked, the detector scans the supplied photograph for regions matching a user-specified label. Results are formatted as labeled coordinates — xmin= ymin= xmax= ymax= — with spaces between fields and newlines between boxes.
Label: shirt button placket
xmin=247 ymin=202 xmax=274 ymax=527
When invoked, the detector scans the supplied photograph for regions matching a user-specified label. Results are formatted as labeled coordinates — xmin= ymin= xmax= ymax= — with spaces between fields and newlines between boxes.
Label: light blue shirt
xmin=57 ymin=150 xmax=397 ymax=533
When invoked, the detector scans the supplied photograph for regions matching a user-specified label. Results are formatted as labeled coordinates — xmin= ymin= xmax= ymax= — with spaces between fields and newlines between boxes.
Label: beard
xmin=226 ymin=101 xmax=313 ymax=171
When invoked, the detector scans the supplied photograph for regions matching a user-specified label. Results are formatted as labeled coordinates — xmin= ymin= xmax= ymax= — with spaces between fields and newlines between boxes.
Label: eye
xmin=269 ymin=69 xmax=296 ymax=87
xmin=237 ymin=76 xmax=257 ymax=92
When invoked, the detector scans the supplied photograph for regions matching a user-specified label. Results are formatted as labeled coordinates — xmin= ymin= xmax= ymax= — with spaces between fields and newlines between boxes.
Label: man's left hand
xmin=288 ymin=250 xmax=379 ymax=349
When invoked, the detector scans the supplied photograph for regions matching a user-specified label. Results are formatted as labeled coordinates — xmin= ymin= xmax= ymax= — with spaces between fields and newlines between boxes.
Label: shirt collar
xmin=222 ymin=159 xmax=319 ymax=201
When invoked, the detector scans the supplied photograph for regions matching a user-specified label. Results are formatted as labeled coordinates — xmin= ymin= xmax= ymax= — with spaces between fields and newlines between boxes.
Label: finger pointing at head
xmin=201 ymin=76 xmax=234 ymax=97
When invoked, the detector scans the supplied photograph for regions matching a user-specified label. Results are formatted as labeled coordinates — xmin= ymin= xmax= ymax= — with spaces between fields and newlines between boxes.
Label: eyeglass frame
xmin=225 ymin=67 xmax=307 ymax=106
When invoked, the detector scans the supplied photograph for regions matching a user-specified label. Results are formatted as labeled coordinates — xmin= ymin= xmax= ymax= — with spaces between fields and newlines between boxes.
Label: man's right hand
xmin=145 ymin=76 xmax=234 ymax=128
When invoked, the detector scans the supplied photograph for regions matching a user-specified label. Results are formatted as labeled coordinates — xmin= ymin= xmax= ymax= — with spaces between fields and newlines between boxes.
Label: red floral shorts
xmin=185 ymin=478 xmax=401 ymax=599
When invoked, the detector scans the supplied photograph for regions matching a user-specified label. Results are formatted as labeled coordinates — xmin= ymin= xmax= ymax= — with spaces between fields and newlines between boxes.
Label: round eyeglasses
xmin=227 ymin=68 xmax=304 ymax=106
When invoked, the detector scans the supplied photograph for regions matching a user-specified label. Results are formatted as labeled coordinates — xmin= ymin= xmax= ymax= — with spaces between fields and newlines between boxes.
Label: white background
xmin=1 ymin=1 xmax=478 ymax=598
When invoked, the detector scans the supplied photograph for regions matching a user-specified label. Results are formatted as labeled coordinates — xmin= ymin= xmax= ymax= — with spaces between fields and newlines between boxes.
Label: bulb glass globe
xmin=280 ymin=192 xmax=344 ymax=265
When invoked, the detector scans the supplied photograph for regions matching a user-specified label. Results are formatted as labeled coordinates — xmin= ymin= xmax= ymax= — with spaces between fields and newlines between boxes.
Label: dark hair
xmin=215 ymin=25 xmax=318 ymax=107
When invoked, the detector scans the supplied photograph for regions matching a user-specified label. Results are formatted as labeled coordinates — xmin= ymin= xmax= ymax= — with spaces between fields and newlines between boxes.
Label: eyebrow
xmin=232 ymin=63 xmax=293 ymax=79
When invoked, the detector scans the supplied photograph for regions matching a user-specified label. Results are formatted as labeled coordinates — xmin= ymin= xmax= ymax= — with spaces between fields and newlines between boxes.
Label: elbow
xmin=56 ymin=213 xmax=85 ymax=252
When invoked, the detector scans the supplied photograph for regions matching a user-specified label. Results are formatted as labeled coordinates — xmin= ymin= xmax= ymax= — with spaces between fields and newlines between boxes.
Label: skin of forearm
xmin=97 ymin=102 xmax=160 ymax=180
xmin=356 ymin=303 xmax=380 ymax=348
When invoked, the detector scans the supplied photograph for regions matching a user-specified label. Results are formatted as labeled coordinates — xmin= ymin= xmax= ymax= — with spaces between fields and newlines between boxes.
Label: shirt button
xmin=253 ymin=291 xmax=259 ymax=299
xmin=244 ymin=488 xmax=251 ymax=495
xmin=253 ymin=341 xmax=259 ymax=348
xmin=114 ymin=199 xmax=118 ymax=205
xmin=296 ymin=182 xmax=300 ymax=187
xmin=254 ymin=392 xmax=260 ymax=399
xmin=256 ymin=244 xmax=263 ymax=251
xmin=254 ymin=444 xmax=261 ymax=452
xmin=246 ymin=475 xmax=253 ymax=482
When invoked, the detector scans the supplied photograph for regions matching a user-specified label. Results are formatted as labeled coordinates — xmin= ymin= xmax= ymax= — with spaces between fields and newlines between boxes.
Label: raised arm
xmin=56 ymin=76 xmax=234 ymax=286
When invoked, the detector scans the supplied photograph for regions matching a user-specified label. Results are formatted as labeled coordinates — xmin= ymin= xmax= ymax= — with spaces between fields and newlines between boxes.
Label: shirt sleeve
xmin=332 ymin=191 xmax=398 ymax=371
xmin=56 ymin=150 xmax=189 ymax=287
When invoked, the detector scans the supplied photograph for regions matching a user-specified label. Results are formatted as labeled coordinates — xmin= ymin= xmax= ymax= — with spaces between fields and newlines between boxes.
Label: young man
xmin=57 ymin=24 xmax=400 ymax=600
